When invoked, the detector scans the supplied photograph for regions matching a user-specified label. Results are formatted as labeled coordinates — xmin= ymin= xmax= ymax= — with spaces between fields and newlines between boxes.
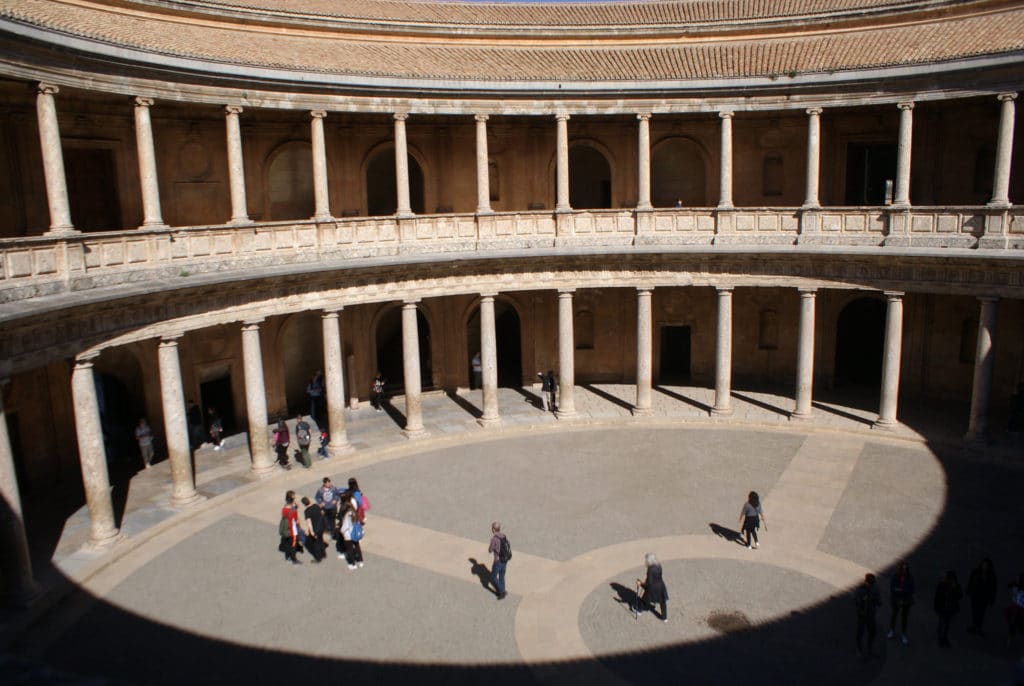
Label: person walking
xmin=207 ymin=407 xmax=224 ymax=450
xmin=854 ymin=573 xmax=883 ymax=658
xmin=371 ymin=372 xmax=386 ymax=412
xmin=278 ymin=490 xmax=301 ymax=564
xmin=488 ymin=521 xmax=510 ymax=600
xmin=888 ymin=560 xmax=916 ymax=646
xmin=637 ymin=553 xmax=669 ymax=622
xmin=294 ymin=414 xmax=312 ymax=469
xmin=471 ymin=351 xmax=482 ymax=390
xmin=301 ymin=496 xmax=326 ymax=563
xmin=966 ymin=558 xmax=998 ymax=635
xmin=134 ymin=417 xmax=155 ymax=469
xmin=339 ymin=499 xmax=364 ymax=570
xmin=738 ymin=491 xmax=766 ymax=549
xmin=306 ymin=372 xmax=325 ymax=429
xmin=272 ymin=419 xmax=291 ymax=469
xmin=539 ymin=370 xmax=557 ymax=413
xmin=934 ymin=570 xmax=963 ymax=647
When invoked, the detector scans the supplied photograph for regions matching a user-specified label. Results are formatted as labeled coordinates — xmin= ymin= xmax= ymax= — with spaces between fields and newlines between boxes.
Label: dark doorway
xmin=844 ymin=143 xmax=897 ymax=205
xmin=834 ymin=298 xmax=886 ymax=387
xmin=467 ymin=301 xmax=523 ymax=388
xmin=366 ymin=148 xmax=425 ymax=216
xmin=64 ymin=147 xmax=122 ymax=231
xmin=200 ymin=376 xmax=236 ymax=435
xmin=375 ymin=307 xmax=432 ymax=393
xmin=8 ymin=412 xmax=28 ymax=494
xmin=568 ymin=145 xmax=612 ymax=209
xmin=96 ymin=373 xmax=136 ymax=464
xmin=659 ymin=326 xmax=692 ymax=382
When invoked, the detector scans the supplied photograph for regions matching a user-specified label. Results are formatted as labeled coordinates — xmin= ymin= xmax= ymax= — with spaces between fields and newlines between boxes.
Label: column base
xmin=140 ymin=221 xmax=168 ymax=230
xmin=871 ymin=418 xmax=898 ymax=431
xmin=327 ymin=437 xmax=354 ymax=458
xmin=710 ymin=406 xmax=734 ymax=417
xmin=44 ymin=225 xmax=78 ymax=236
xmin=477 ymin=415 xmax=501 ymax=428
xmin=555 ymin=409 xmax=577 ymax=420
xmin=86 ymin=529 xmax=122 ymax=550
xmin=789 ymin=410 xmax=813 ymax=422
xmin=632 ymin=406 xmax=654 ymax=417
xmin=171 ymin=491 xmax=206 ymax=508
xmin=250 ymin=462 xmax=279 ymax=479
xmin=402 ymin=427 xmax=429 ymax=440
xmin=312 ymin=214 xmax=334 ymax=222
xmin=229 ymin=217 xmax=254 ymax=226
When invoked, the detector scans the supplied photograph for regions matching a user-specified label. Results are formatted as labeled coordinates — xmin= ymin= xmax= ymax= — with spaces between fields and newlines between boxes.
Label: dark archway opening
xmin=466 ymin=301 xmax=523 ymax=388
xmin=267 ymin=143 xmax=315 ymax=220
xmin=200 ymin=375 xmax=236 ymax=436
xmin=659 ymin=326 xmax=692 ymax=383
xmin=652 ymin=138 xmax=706 ymax=207
xmin=834 ymin=298 xmax=886 ymax=388
xmin=65 ymin=147 xmax=122 ymax=231
xmin=366 ymin=148 xmax=425 ymax=216
xmin=375 ymin=308 xmax=432 ymax=393
xmin=568 ymin=145 xmax=612 ymax=209
xmin=844 ymin=142 xmax=897 ymax=205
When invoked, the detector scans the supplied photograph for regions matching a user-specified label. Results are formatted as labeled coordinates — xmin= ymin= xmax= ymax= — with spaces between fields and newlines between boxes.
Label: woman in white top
xmin=339 ymin=500 xmax=364 ymax=570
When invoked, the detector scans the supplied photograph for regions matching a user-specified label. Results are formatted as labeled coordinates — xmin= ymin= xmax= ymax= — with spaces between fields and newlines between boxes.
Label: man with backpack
xmin=488 ymin=521 xmax=511 ymax=600
xmin=294 ymin=415 xmax=313 ymax=468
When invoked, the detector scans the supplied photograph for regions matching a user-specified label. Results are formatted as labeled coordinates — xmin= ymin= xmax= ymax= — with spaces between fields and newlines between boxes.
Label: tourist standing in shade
xmin=273 ymin=418 xmax=290 ymax=469
xmin=854 ymin=573 xmax=883 ymax=658
xmin=738 ymin=491 xmax=766 ymax=549
xmin=186 ymin=399 xmax=204 ymax=450
xmin=306 ymin=371 xmax=325 ymax=429
xmin=934 ymin=569 xmax=963 ymax=647
xmin=294 ymin=414 xmax=312 ymax=468
xmin=888 ymin=560 xmax=916 ymax=646
xmin=207 ymin=407 xmax=224 ymax=451
xmin=966 ymin=558 xmax=998 ymax=636
xmin=637 ymin=553 xmax=669 ymax=622
xmin=134 ymin=417 xmax=155 ymax=469
xmin=371 ymin=372 xmax=386 ymax=412
xmin=471 ymin=351 xmax=482 ymax=390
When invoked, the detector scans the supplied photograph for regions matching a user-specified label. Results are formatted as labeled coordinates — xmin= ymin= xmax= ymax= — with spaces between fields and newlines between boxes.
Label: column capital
xmin=393 ymin=112 xmax=409 ymax=122
xmin=241 ymin=319 xmax=264 ymax=330
xmin=806 ymin=107 xmax=823 ymax=116
xmin=636 ymin=112 xmax=652 ymax=122
xmin=883 ymin=290 xmax=904 ymax=299
xmin=474 ymin=113 xmax=489 ymax=123
xmin=636 ymin=286 xmax=654 ymax=295
xmin=225 ymin=105 xmax=243 ymax=115
xmin=133 ymin=96 xmax=154 ymax=108
xmin=977 ymin=295 xmax=1000 ymax=304
xmin=718 ymin=110 xmax=735 ymax=119
xmin=310 ymin=110 xmax=327 ymax=120
xmin=998 ymin=92 xmax=1018 ymax=102
xmin=557 ymin=289 xmax=576 ymax=297
xmin=554 ymin=112 xmax=570 ymax=122
xmin=479 ymin=292 xmax=498 ymax=300
xmin=74 ymin=351 xmax=100 ymax=367
xmin=158 ymin=333 xmax=184 ymax=346
xmin=321 ymin=308 xmax=343 ymax=318
xmin=37 ymin=82 xmax=59 ymax=96
xmin=402 ymin=298 xmax=420 ymax=308
xmin=716 ymin=286 xmax=734 ymax=294
xmin=897 ymin=101 xmax=915 ymax=111
xmin=797 ymin=287 xmax=818 ymax=296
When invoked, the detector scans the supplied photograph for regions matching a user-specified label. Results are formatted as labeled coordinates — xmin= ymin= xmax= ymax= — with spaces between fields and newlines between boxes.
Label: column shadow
xmin=811 ymin=401 xmax=874 ymax=426
xmin=510 ymin=386 xmax=545 ymax=410
xmin=654 ymin=385 xmax=712 ymax=413
xmin=732 ymin=391 xmax=789 ymax=417
xmin=580 ymin=384 xmax=634 ymax=412
xmin=447 ymin=391 xmax=483 ymax=419
xmin=381 ymin=399 xmax=407 ymax=428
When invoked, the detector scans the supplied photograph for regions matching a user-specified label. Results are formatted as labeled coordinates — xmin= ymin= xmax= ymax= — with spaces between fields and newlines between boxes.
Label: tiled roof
xmin=2 ymin=0 xmax=1022 ymax=83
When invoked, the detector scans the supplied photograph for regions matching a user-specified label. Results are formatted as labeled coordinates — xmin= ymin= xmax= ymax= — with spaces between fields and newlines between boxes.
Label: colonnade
xmin=31 ymin=84 xmax=1018 ymax=234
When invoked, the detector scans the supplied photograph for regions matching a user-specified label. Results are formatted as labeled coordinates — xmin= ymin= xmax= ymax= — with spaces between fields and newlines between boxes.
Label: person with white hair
xmin=637 ymin=552 xmax=669 ymax=622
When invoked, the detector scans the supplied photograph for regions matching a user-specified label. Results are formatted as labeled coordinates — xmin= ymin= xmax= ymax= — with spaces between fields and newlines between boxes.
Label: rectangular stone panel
xmin=101 ymin=242 xmax=125 ymax=266
xmin=781 ymin=214 xmax=799 ymax=234
xmin=911 ymin=215 xmax=934 ymax=233
xmin=213 ymin=233 xmax=234 ymax=254
xmin=126 ymin=239 xmax=149 ymax=264
xmin=8 ymin=250 xmax=32 ymax=277
xmin=295 ymin=226 xmax=317 ymax=247
xmin=457 ymin=217 xmax=477 ymax=238
xmin=821 ymin=214 xmax=843 ymax=232
xmin=935 ymin=215 xmax=958 ymax=233
xmin=33 ymin=248 xmax=57 ymax=275
xmin=845 ymin=214 xmax=867 ymax=232
xmin=273 ymin=230 xmax=294 ymax=250
xmin=757 ymin=213 xmax=779 ymax=232
xmin=189 ymin=235 xmax=211 ymax=256
xmin=697 ymin=215 xmax=715 ymax=233
xmin=735 ymin=214 xmax=755 ymax=231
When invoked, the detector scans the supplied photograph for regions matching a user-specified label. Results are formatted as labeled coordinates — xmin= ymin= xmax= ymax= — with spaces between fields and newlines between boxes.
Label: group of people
xmin=272 ymin=415 xmax=326 ymax=470
xmin=278 ymin=476 xmax=370 ymax=570
xmin=854 ymin=558 xmax=1024 ymax=658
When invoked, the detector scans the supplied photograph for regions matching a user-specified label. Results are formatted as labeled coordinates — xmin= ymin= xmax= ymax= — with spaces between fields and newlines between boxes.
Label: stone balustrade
xmin=0 ymin=207 xmax=1020 ymax=305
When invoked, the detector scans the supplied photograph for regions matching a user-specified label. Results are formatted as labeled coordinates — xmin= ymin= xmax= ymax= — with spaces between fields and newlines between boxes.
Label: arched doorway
xmin=652 ymin=137 xmax=707 ymax=207
xmin=834 ymin=297 xmax=886 ymax=387
xmin=466 ymin=300 xmax=523 ymax=388
xmin=569 ymin=145 xmax=612 ymax=209
xmin=366 ymin=147 xmax=425 ymax=216
xmin=375 ymin=306 xmax=432 ymax=393
xmin=266 ymin=142 xmax=314 ymax=220
xmin=279 ymin=312 xmax=324 ymax=418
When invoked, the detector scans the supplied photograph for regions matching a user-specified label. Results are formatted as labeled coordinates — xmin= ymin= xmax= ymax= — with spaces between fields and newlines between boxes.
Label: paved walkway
xmin=4 ymin=385 xmax=1024 ymax=685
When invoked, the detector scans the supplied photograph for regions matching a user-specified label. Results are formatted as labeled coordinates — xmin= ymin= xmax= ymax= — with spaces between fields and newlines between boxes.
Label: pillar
xmin=989 ymin=93 xmax=1017 ymax=208
xmin=475 ymin=114 xmax=492 ymax=214
xmin=157 ymin=335 xmax=201 ymax=506
xmin=0 ymin=381 xmax=39 ymax=604
xmin=310 ymin=110 xmax=331 ymax=221
xmin=556 ymin=289 xmax=577 ymax=418
xmin=803 ymin=108 xmax=822 ymax=208
xmin=874 ymin=292 xmax=904 ymax=428
xmin=893 ymin=102 xmax=914 ymax=207
xmin=791 ymin=288 xmax=817 ymax=419
xmin=966 ymin=297 xmax=999 ymax=442
xmin=718 ymin=111 xmax=734 ymax=209
xmin=241 ymin=321 xmax=276 ymax=475
xmin=636 ymin=113 xmax=652 ymax=210
xmin=322 ymin=310 xmax=352 ymax=454
xmin=634 ymin=288 xmax=654 ymax=415
xmin=36 ymin=83 xmax=74 ymax=234
xmin=394 ymin=113 xmax=413 ymax=217
xmin=401 ymin=301 xmax=427 ymax=437
xmin=71 ymin=354 xmax=120 ymax=546
xmin=712 ymin=287 xmax=734 ymax=416
xmin=133 ymin=97 xmax=165 ymax=228
xmin=479 ymin=294 xmax=500 ymax=426
xmin=555 ymin=113 xmax=571 ymax=212
xmin=225 ymin=105 xmax=250 ymax=224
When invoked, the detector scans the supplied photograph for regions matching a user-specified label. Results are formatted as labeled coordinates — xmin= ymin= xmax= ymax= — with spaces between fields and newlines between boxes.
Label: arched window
xmin=267 ymin=142 xmax=314 ymax=220
xmin=652 ymin=138 xmax=707 ymax=207
xmin=366 ymin=147 xmax=425 ymax=216
xmin=568 ymin=145 xmax=612 ymax=209
xmin=575 ymin=309 xmax=595 ymax=350
xmin=758 ymin=310 xmax=779 ymax=350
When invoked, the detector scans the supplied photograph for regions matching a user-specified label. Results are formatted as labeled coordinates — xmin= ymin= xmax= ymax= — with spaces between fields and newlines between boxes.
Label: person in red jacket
xmin=279 ymin=490 xmax=301 ymax=564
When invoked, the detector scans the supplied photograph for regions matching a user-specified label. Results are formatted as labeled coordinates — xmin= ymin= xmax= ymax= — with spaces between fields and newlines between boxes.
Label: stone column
xmin=71 ymin=354 xmax=120 ymax=546
xmin=0 ymin=380 xmax=38 ymax=604
xmin=555 ymin=290 xmax=578 ymax=418
xmin=874 ymin=292 xmax=904 ymax=428
xmin=475 ymin=114 xmax=492 ymax=214
xmin=241 ymin=321 xmax=275 ymax=475
xmin=712 ymin=287 xmax=734 ymax=415
xmin=803 ymin=108 xmax=823 ymax=208
xmin=966 ymin=297 xmax=999 ymax=442
xmin=479 ymin=294 xmax=500 ymax=426
xmin=322 ymin=310 xmax=352 ymax=454
xmin=36 ymin=83 xmax=74 ymax=234
xmin=394 ymin=113 xmax=413 ymax=217
xmin=791 ymin=288 xmax=817 ymax=419
xmin=718 ymin=111 xmax=734 ymax=209
xmin=157 ymin=336 xmax=201 ymax=507
xmin=225 ymin=105 xmax=250 ymax=224
xmin=989 ymin=93 xmax=1017 ymax=208
xmin=401 ymin=301 xmax=427 ymax=437
xmin=555 ymin=113 xmax=571 ymax=212
xmin=893 ymin=102 xmax=914 ymax=207
xmin=133 ymin=97 xmax=165 ymax=228
xmin=634 ymin=288 xmax=654 ymax=415
xmin=310 ymin=110 xmax=331 ymax=221
xmin=636 ymin=113 xmax=653 ymax=210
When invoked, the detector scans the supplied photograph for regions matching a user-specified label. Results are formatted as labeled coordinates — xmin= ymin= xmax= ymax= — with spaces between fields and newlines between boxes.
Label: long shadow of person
xmin=468 ymin=557 xmax=496 ymax=594
xmin=709 ymin=522 xmax=745 ymax=546
xmin=610 ymin=581 xmax=642 ymax=616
